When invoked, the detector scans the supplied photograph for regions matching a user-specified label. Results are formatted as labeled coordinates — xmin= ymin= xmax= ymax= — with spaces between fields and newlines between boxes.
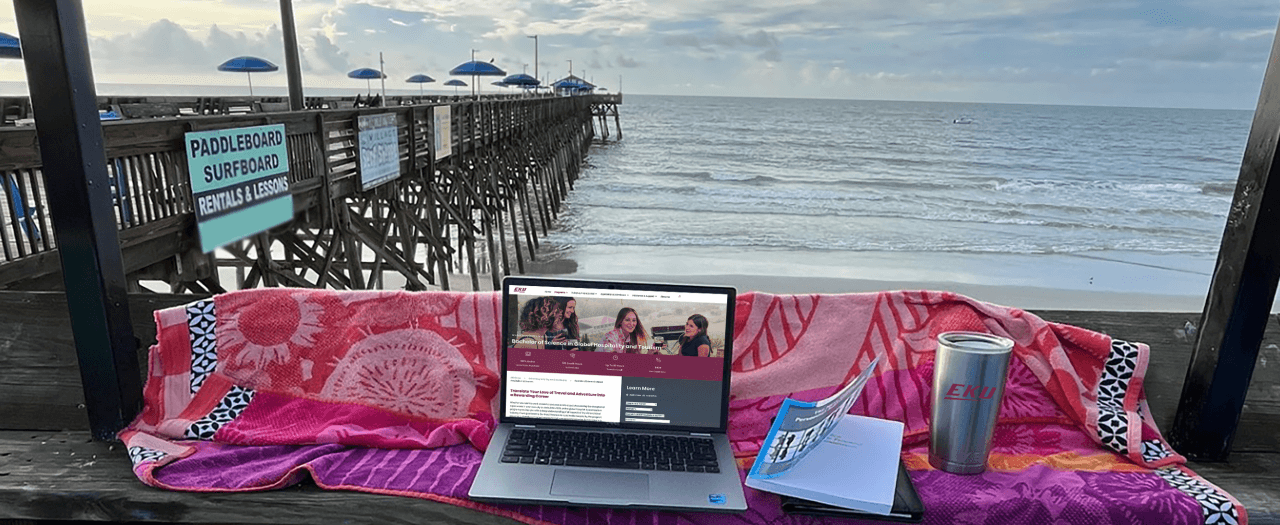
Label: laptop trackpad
xmin=550 ymin=470 xmax=650 ymax=500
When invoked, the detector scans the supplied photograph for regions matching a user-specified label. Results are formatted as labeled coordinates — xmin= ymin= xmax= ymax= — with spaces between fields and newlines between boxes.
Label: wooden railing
xmin=0 ymin=94 xmax=619 ymax=291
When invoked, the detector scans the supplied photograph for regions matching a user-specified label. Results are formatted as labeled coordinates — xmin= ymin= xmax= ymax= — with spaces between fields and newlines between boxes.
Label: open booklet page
xmin=748 ymin=357 xmax=880 ymax=479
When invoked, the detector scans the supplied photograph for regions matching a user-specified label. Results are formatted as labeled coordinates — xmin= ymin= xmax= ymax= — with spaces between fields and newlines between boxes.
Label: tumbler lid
xmin=938 ymin=332 xmax=1013 ymax=354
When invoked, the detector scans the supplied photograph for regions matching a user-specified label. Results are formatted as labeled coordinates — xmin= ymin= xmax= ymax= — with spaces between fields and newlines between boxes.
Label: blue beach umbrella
xmin=502 ymin=73 xmax=539 ymax=87
xmin=449 ymin=55 xmax=506 ymax=97
xmin=0 ymin=32 xmax=20 ymax=59
xmin=443 ymin=78 xmax=466 ymax=95
xmin=347 ymin=67 xmax=386 ymax=95
xmin=449 ymin=60 xmax=505 ymax=76
xmin=217 ymin=56 xmax=278 ymax=96
xmin=405 ymin=73 xmax=435 ymax=97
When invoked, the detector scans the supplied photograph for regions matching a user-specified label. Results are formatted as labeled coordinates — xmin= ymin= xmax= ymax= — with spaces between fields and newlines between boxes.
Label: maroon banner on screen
xmin=507 ymin=348 xmax=724 ymax=381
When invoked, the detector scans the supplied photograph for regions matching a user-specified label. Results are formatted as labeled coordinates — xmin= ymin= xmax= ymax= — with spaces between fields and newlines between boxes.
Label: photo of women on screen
xmin=544 ymin=296 xmax=581 ymax=350
xmin=678 ymin=314 xmax=712 ymax=357
xmin=509 ymin=295 xmax=727 ymax=356
xmin=512 ymin=297 xmax=567 ymax=350
xmin=598 ymin=307 xmax=650 ymax=353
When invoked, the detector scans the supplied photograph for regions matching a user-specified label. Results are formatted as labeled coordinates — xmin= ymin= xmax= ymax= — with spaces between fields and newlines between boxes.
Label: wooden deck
xmin=0 ymin=291 xmax=1277 ymax=523
xmin=1 ymin=429 xmax=1271 ymax=524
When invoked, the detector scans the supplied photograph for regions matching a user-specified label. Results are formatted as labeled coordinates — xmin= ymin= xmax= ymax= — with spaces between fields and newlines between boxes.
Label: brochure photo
xmin=749 ymin=357 xmax=879 ymax=479
xmin=745 ymin=357 xmax=905 ymax=515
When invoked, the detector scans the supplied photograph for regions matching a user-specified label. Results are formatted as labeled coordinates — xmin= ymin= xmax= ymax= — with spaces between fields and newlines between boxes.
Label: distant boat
xmin=953 ymin=117 xmax=974 ymax=124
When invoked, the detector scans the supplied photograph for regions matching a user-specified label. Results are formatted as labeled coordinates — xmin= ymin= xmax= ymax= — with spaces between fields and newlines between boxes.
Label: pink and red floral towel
xmin=120 ymin=288 xmax=1244 ymax=525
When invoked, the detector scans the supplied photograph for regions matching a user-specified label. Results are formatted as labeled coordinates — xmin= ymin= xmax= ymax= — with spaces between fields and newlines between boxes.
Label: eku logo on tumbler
xmin=943 ymin=383 xmax=998 ymax=401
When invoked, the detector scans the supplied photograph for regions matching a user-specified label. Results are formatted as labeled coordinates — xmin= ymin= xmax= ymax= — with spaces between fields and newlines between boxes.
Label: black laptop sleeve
xmin=778 ymin=458 xmax=924 ymax=523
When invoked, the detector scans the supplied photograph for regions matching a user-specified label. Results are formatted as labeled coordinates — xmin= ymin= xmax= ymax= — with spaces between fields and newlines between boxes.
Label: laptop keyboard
xmin=499 ymin=429 xmax=721 ymax=473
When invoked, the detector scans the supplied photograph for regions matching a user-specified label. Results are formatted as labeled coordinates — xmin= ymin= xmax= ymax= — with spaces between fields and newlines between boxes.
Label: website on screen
xmin=504 ymin=284 xmax=729 ymax=428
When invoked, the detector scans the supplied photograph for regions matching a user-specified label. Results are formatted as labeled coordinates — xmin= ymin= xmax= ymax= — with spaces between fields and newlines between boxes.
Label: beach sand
xmin=190 ymin=244 xmax=1214 ymax=313
xmin=394 ymin=269 xmax=1209 ymax=314
xmin=555 ymin=273 xmax=1207 ymax=312
xmin=532 ymin=245 xmax=1214 ymax=312
xmin=358 ymin=268 xmax=1206 ymax=312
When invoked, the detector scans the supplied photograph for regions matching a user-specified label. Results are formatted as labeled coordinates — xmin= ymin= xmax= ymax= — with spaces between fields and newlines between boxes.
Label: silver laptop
xmin=469 ymin=276 xmax=748 ymax=512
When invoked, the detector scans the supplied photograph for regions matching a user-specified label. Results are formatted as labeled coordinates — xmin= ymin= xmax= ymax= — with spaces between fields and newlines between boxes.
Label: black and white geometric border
xmin=186 ymin=299 xmax=218 ymax=394
xmin=183 ymin=385 xmax=255 ymax=440
xmin=127 ymin=445 xmax=167 ymax=467
xmin=1142 ymin=439 xmax=1175 ymax=463
xmin=1095 ymin=339 xmax=1140 ymax=455
xmin=1155 ymin=466 xmax=1240 ymax=525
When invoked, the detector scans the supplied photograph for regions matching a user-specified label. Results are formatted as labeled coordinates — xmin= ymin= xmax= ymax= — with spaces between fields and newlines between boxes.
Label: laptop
xmin=468 ymin=276 xmax=748 ymax=512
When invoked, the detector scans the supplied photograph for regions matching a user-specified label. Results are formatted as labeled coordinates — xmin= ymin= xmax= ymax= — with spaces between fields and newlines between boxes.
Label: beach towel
xmin=120 ymin=288 xmax=1246 ymax=525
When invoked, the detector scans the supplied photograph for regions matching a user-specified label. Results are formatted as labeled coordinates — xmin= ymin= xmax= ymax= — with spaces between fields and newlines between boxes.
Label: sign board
xmin=433 ymin=106 xmax=452 ymax=160
xmin=185 ymin=124 xmax=292 ymax=253
xmin=357 ymin=113 xmax=400 ymax=190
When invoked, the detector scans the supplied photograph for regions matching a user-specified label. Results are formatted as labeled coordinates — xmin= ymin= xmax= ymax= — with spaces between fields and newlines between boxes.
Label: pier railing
xmin=0 ymin=92 xmax=624 ymax=124
xmin=0 ymin=93 xmax=622 ymax=292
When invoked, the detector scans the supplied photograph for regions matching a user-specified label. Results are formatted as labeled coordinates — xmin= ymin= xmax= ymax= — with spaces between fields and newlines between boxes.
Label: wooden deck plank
xmin=0 ymin=430 xmax=1273 ymax=524
xmin=1036 ymin=309 xmax=1280 ymax=454
xmin=0 ymin=292 xmax=196 ymax=431
xmin=0 ymin=431 xmax=517 ymax=524
xmin=1187 ymin=453 xmax=1280 ymax=523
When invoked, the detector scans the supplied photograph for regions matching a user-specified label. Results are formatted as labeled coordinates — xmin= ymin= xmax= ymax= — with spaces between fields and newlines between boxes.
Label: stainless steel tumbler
xmin=929 ymin=331 xmax=1014 ymax=474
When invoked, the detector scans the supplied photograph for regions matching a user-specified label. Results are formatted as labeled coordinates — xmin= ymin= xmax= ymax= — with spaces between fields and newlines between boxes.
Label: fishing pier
xmin=0 ymin=92 xmax=623 ymax=294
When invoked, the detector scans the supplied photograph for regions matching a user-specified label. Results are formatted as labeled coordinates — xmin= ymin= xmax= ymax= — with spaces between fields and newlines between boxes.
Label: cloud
xmin=659 ymin=27 xmax=780 ymax=64
xmin=90 ymin=18 xmax=297 ymax=74
xmin=94 ymin=19 xmax=214 ymax=68
xmin=0 ymin=0 xmax=1269 ymax=107
xmin=80 ymin=14 xmax=368 ymax=86
xmin=1133 ymin=27 xmax=1274 ymax=64
xmin=308 ymin=33 xmax=351 ymax=73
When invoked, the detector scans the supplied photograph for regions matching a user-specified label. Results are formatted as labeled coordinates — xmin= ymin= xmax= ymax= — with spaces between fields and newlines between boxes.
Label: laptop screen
xmin=501 ymin=277 xmax=735 ymax=431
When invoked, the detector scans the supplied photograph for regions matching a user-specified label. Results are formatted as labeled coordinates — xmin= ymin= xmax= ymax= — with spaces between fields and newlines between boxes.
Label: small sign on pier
xmin=357 ymin=113 xmax=400 ymax=190
xmin=434 ymin=106 xmax=452 ymax=160
xmin=184 ymin=124 xmax=293 ymax=253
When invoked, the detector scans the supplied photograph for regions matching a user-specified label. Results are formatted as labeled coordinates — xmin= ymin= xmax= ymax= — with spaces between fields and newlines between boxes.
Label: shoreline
xmin=546 ymin=272 xmax=1209 ymax=312
xmin=324 ymin=267 xmax=1206 ymax=312
xmin=529 ymin=245 xmax=1219 ymax=312
xmin=192 ymin=245 xmax=1218 ymax=313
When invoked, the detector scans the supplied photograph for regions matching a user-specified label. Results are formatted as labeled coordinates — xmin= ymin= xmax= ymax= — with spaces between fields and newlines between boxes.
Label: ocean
xmin=549 ymin=95 xmax=1254 ymax=305
xmin=6 ymin=80 xmax=1248 ymax=304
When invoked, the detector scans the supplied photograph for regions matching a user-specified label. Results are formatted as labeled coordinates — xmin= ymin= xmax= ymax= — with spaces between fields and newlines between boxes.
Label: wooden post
xmin=279 ymin=0 xmax=305 ymax=110
xmin=14 ymin=0 xmax=141 ymax=440
xmin=486 ymin=159 xmax=510 ymax=277
xmin=517 ymin=168 xmax=539 ymax=254
xmin=1169 ymin=16 xmax=1280 ymax=461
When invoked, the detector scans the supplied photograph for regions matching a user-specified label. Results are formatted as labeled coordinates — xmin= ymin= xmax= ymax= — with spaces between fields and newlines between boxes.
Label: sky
xmin=0 ymin=0 xmax=1277 ymax=109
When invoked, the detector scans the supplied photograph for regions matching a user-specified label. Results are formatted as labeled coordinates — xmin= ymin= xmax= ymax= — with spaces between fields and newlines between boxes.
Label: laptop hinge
xmin=515 ymin=424 xmax=537 ymax=428
xmin=689 ymin=432 xmax=712 ymax=437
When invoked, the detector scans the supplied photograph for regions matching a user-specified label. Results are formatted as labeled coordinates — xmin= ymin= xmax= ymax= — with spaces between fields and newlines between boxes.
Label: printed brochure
xmin=745 ymin=357 xmax=905 ymax=515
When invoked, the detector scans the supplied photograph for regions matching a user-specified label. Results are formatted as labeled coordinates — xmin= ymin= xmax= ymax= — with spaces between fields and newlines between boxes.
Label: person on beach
xmin=513 ymin=297 xmax=564 ymax=349
xmin=678 ymin=314 xmax=712 ymax=357
xmin=599 ymin=307 xmax=649 ymax=353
